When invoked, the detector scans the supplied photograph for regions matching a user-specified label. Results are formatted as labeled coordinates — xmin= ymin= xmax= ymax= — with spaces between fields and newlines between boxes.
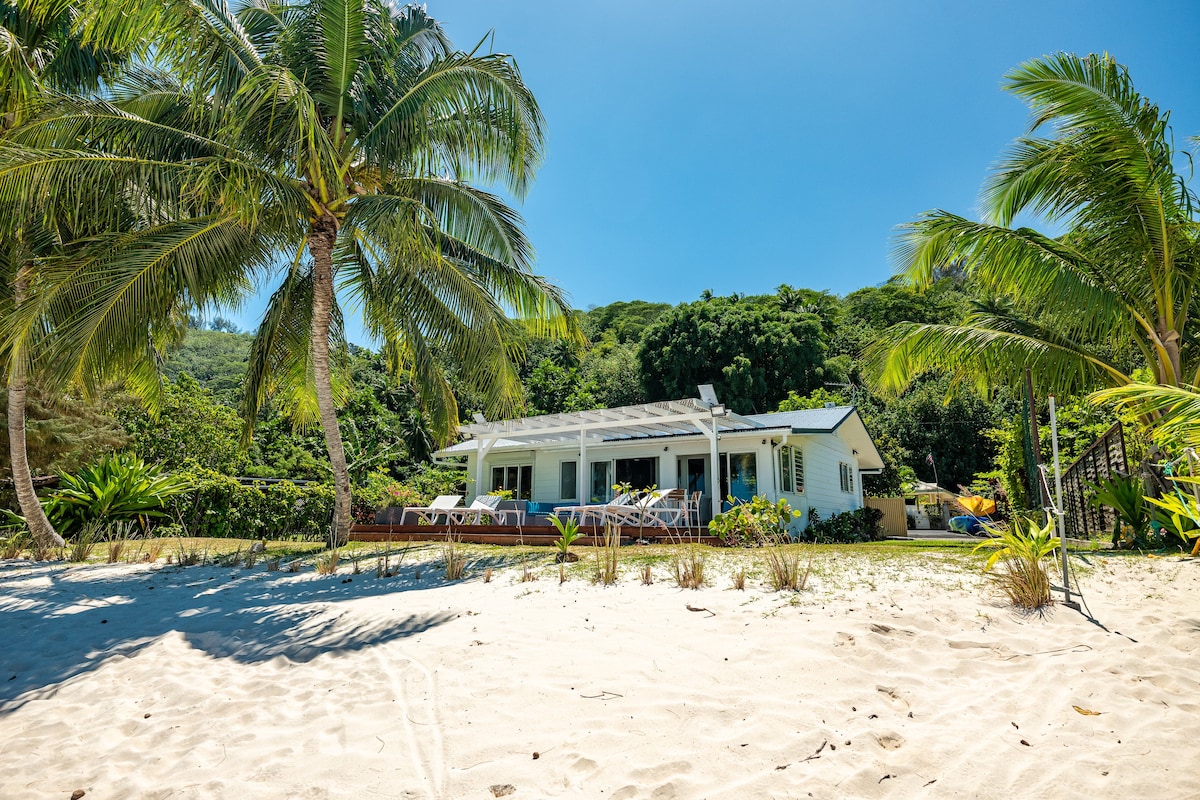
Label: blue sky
xmin=228 ymin=1 xmax=1200 ymax=343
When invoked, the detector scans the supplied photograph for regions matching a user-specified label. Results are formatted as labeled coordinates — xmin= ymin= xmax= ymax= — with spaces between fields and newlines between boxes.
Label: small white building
xmin=433 ymin=387 xmax=884 ymax=530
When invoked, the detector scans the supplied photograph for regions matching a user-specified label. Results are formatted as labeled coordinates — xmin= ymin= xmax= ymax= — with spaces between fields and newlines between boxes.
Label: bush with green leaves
xmin=1088 ymin=473 xmax=1154 ymax=548
xmin=164 ymin=467 xmax=335 ymax=540
xmin=802 ymin=506 xmax=885 ymax=544
xmin=42 ymin=453 xmax=194 ymax=534
xmin=708 ymin=495 xmax=799 ymax=547
xmin=975 ymin=516 xmax=1060 ymax=609
xmin=1143 ymin=480 xmax=1200 ymax=554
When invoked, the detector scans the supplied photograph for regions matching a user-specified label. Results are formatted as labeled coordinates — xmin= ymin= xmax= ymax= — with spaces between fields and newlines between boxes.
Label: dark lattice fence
xmin=1061 ymin=423 xmax=1128 ymax=536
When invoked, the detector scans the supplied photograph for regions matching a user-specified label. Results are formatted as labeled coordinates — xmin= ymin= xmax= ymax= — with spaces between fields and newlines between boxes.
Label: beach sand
xmin=2 ymin=546 xmax=1198 ymax=799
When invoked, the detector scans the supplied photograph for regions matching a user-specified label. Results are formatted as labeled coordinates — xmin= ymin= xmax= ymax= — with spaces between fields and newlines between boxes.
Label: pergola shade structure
xmin=448 ymin=397 xmax=759 ymax=519
xmin=441 ymin=391 xmax=892 ymax=522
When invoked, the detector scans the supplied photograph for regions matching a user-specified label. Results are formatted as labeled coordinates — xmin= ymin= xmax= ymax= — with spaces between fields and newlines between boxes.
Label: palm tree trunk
xmin=309 ymin=216 xmax=353 ymax=545
xmin=7 ymin=265 xmax=64 ymax=549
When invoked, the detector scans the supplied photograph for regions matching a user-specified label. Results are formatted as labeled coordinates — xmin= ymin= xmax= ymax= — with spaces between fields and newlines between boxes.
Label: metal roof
xmin=438 ymin=401 xmax=884 ymax=469
xmin=457 ymin=397 xmax=758 ymax=445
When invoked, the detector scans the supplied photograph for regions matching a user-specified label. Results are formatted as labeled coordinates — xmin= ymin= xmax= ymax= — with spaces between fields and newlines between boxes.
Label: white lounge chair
xmin=401 ymin=495 xmax=462 ymax=525
xmin=446 ymin=495 xmax=525 ymax=526
xmin=599 ymin=489 xmax=678 ymax=529
xmin=553 ymin=492 xmax=636 ymax=525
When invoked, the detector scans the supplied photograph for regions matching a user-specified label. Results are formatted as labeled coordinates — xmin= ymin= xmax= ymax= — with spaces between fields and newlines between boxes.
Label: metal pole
xmin=1048 ymin=395 xmax=1071 ymax=605
xmin=1025 ymin=368 xmax=1046 ymax=507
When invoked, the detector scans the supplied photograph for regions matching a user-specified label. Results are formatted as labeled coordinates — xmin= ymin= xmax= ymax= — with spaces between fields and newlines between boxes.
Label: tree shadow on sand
xmin=0 ymin=561 xmax=466 ymax=712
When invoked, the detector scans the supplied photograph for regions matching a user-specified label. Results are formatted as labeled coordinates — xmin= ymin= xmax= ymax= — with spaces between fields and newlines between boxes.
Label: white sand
xmin=2 ymin=548 xmax=1198 ymax=799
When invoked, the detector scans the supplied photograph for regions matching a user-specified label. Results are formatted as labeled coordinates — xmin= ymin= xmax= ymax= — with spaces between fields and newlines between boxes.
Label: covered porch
xmin=441 ymin=388 xmax=767 ymax=523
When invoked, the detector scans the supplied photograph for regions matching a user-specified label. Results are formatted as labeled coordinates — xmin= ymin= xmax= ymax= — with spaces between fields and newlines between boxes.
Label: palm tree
xmin=867 ymin=53 xmax=1200 ymax=397
xmin=1 ymin=1 xmax=127 ymax=549
xmin=9 ymin=1 xmax=576 ymax=543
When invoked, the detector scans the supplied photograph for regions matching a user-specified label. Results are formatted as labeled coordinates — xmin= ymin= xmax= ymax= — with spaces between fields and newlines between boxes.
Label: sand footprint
xmin=874 ymin=731 xmax=905 ymax=750
xmin=875 ymin=685 xmax=909 ymax=710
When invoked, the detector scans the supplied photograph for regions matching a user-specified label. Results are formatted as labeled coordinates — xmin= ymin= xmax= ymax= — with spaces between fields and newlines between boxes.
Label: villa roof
xmin=436 ymin=399 xmax=884 ymax=470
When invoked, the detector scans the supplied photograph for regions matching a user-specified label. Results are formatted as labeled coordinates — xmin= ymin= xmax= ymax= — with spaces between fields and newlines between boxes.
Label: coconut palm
xmin=1 ymin=1 xmax=128 ymax=549
xmin=867 ymin=53 xmax=1200 ymax=397
xmin=7 ymin=1 xmax=576 ymax=543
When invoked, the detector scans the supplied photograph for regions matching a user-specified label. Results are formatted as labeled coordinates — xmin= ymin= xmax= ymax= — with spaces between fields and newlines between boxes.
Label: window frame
xmin=559 ymin=460 xmax=578 ymax=501
xmin=779 ymin=445 xmax=805 ymax=494
xmin=839 ymin=462 xmax=854 ymax=494
xmin=490 ymin=463 xmax=534 ymax=500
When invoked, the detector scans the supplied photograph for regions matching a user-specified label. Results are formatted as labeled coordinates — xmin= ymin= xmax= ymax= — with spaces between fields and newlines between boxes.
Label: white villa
xmin=434 ymin=386 xmax=885 ymax=529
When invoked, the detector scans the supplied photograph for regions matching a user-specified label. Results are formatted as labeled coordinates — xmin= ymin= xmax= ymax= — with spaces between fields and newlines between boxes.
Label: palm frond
xmin=1091 ymin=382 xmax=1200 ymax=449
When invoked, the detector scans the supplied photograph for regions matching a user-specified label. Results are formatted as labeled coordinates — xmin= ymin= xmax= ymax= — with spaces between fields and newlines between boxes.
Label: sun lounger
xmin=446 ymin=494 xmax=525 ymax=526
xmin=553 ymin=492 xmax=636 ymax=525
xmin=598 ymin=489 xmax=678 ymax=529
xmin=401 ymin=494 xmax=462 ymax=525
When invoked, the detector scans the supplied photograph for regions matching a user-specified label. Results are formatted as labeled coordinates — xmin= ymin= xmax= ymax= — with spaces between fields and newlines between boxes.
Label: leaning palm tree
xmin=12 ymin=1 xmax=577 ymax=543
xmin=0 ymin=1 xmax=127 ymax=549
xmin=867 ymin=53 xmax=1200 ymax=397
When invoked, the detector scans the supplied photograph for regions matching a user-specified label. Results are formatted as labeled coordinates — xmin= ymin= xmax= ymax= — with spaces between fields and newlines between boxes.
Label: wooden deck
xmin=350 ymin=523 xmax=722 ymax=547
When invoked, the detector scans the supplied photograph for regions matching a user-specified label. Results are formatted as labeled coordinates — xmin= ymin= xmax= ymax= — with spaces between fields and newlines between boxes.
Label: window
xmin=560 ymin=461 xmax=578 ymax=501
xmin=720 ymin=452 xmax=758 ymax=504
xmin=615 ymin=457 xmax=658 ymax=491
xmin=780 ymin=445 xmax=804 ymax=494
xmin=589 ymin=461 xmax=613 ymax=503
xmin=839 ymin=462 xmax=854 ymax=494
xmin=490 ymin=464 xmax=533 ymax=500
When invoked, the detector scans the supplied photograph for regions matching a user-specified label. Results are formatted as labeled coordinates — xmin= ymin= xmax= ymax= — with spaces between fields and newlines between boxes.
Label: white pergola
xmin=459 ymin=396 xmax=764 ymax=519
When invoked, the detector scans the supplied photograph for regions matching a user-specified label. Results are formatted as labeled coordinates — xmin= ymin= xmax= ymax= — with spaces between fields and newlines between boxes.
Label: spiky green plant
xmin=42 ymin=452 xmax=192 ymax=534
xmin=974 ymin=517 xmax=1060 ymax=609
xmin=548 ymin=515 xmax=582 ymax=561
xmin=1088 ymin=473 xmax=1153 ymax=547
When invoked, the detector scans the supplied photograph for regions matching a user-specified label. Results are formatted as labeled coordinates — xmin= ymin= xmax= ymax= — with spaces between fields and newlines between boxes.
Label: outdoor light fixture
xmin=710 ymin=404 xmax=727 ymax=417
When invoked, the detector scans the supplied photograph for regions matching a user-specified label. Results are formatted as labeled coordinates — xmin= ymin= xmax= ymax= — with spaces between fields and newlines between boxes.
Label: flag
xmin=926 ymin=453 xmax=934 ymax=466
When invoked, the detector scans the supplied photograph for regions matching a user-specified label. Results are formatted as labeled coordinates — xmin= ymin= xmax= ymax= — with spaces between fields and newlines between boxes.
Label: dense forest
xmin=1 ymin=274 xmax=1132 ymax=513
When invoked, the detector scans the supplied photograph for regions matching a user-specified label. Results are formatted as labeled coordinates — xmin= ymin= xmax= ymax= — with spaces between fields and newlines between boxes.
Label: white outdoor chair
xmin=553 ymin=492 xmax=636 ymax=525
xmin=401 ymin=495 xmax=462 ymax=525
xmin=600 ymin=490 xmax=676 ymax=529
xmin=640 ymin=488 xmax=687 ymax=529
xmin=446 ymin=494 xmax=525 ymax=526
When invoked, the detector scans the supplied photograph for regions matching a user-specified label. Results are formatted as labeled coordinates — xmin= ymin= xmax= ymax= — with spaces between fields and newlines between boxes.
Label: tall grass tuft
xmin=442 ymin=537 xmax=466 ymax=581
xmin=762 ymin=543 xmax=812 ymax=592
xmin=105 ymin=521 xmax=134 ymax=563
xmin=143 ymin=538 xmax=165 ymax=563
xmin=315 ymin=548 xmax=341 ymax=575
xmin=67 ymin=523 xmax=100 ymax=563
xmin=975 ymin=517 xmax=1059 ymax=609
xmin=1 ymin=530 xmax=29 ymax=559
xmin=671 ymin=545 xmax=706 ymax=589
xmin=592 ymin=523 xmax=620 ymax=585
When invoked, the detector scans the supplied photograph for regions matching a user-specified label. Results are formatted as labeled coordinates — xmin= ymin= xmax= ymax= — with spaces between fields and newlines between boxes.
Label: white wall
xmin=466 ymin=429 xmax=865 ymax=522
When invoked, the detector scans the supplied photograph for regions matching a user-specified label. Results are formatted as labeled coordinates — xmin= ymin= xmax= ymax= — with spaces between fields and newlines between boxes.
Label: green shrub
xmin=352 ymin=470 xmax=423 ymax=523
xmin=164 ymin=467 xmax=335 ymax=540
xmin=708 ymin=495 xmax=799 ymax=547
xmin=802 ymin=506 xmax=885 ymax=544
xmin=975 ymin=516 xmax=1059 ymax=609
xmin=43 ymin=453 xmax=194 ymax=534
xmin=1088 ymin=473 xmax=1154 ymax=548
